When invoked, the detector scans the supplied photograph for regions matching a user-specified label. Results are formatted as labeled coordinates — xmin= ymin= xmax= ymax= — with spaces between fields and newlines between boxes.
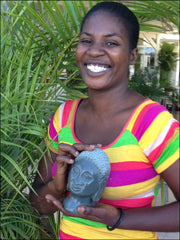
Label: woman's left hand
xmin=45 ymin=194 xmax=120 ymax=227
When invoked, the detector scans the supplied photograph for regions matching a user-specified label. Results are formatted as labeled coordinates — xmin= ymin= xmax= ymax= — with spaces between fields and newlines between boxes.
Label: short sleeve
xmin=142 ymin=110 xmax=179 ymax=174
xmin=45 ymin=100 xmax=73 ymax=154
xmin=45 ymin=104 xmax=63 ymax=154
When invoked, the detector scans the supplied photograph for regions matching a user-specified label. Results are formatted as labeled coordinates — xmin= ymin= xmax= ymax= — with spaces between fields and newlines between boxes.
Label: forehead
xmin=74 ymin=159 xmax=97 ymax=171
xmin=81 ymin=11 xmax=127 ymax=36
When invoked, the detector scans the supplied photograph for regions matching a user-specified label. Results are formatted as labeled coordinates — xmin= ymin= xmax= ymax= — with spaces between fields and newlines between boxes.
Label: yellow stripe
xmin=45 ymin=137 xmax=59 ymax=154
xmin=156 ymin=150 xmax=179 ymax=173
xmin=126 ymin=100 xmax=154 ymax=132
xmin=139 ymin=111 xmax=172 ymax=149
xmin=61 ymin=218 xmax=157 ymax=239
xmin=53 ymin=106 xmax=61 ymax=133
xmin=66 ymin=99 xmax=78 ymax=128
xmin=166 ymin=127 xmax=179 ymax=147
xmin=104 ymin=145 xmax=149 ymax=163
xmin=102 ymin=175 xmax=160 ymax=199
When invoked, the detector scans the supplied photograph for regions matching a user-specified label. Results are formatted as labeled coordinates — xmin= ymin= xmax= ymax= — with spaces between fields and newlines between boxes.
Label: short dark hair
xmin=80 ymin=1 xmax=139 ymax=51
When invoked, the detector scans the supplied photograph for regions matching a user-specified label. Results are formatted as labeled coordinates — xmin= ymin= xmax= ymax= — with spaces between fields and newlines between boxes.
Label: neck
xmin=87 ymin=83 xmax=131 ymax=117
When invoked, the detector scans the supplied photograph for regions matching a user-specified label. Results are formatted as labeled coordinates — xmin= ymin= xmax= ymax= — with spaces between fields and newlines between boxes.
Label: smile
xmin=86 ymin=63 xmax=110 ymax=73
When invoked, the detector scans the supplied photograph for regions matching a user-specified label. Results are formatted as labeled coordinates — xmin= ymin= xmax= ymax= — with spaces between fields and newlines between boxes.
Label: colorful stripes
xmin=46 ymin=98 xmax=179 ymax=239
xmin=106 ymin=167 xmax=157 ymax=187
xmin=100 ymin=195 xmax=154 ymax=209
xmin=60 ymin=217 xmax=158 ymax=239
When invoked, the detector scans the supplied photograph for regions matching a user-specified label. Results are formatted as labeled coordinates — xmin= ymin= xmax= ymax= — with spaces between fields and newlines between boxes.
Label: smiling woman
xmin=76 ymin=11 xmax=138 ymax=91
xmin=29 ymin=2 xmax=180 ymax=240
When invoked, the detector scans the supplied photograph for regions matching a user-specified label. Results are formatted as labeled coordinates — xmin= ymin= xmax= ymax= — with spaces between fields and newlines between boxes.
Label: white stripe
xmin=59 ymin=102 xmax=66 ymax=129
xmin=143 ymin=118 xmax=177 ymax=156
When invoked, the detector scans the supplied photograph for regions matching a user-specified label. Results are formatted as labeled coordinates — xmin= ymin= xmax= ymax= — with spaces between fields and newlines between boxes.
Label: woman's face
xmin=68 ymin=159 xmax=98 ymax=197
xmin=76 ymin=12 xmax=138 ymax=91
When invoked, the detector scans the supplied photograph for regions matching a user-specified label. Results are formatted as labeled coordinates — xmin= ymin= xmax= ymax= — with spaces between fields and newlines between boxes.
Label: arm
xmin=29 ymin=150 xmax=61 ymax=215
xmin=116 ymin=158 xmax=179 ymax=232
xmin=46 ymin=158 xmax=179 ymax=232
xmin=29 ymin=143 xmax=99 ymax=215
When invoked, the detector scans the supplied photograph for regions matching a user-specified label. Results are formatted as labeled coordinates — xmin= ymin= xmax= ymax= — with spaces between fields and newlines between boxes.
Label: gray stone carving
xmin=63 ymin=148 xmax=110 ymax=214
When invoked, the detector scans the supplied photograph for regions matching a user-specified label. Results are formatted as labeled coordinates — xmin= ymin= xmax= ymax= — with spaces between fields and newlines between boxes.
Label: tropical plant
xmin=129 ymin=67 xmax=165 ymax=102
xmin=158 ymin=42 xmax=178 ymax=88
xmin=1 ymin=1 xmax=179 ymax=239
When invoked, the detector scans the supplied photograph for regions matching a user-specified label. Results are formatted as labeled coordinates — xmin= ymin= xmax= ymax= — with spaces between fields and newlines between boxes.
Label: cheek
xmin=76 ymin=45 xmax=84 ymax=63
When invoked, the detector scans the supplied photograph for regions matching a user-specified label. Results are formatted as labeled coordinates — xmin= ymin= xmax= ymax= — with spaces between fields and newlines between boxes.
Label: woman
xmin=30 ymin=2 xmax=179 ymax=239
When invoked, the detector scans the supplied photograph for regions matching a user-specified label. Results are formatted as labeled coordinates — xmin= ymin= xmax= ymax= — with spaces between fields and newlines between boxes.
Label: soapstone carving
xmin=63 ymin=148 xmax=110 ymax=214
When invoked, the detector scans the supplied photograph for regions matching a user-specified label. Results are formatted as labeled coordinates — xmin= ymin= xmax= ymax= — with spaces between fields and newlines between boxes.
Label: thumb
xmin=45 ymin=194 xmax=62 ymax=209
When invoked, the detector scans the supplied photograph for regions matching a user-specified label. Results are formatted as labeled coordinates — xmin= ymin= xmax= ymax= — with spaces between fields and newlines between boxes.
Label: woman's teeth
xmin=87 ymin=64 xmax=108 ymax=73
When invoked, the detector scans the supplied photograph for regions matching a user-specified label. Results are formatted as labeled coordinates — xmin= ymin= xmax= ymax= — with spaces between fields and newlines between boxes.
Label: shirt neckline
xmin=71 ymin=98 xmax=151 ymax=150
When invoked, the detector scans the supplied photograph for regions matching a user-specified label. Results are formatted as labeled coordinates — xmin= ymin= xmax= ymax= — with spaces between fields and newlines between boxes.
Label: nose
xmin=87 ymin=41 xmax=104 ymax=57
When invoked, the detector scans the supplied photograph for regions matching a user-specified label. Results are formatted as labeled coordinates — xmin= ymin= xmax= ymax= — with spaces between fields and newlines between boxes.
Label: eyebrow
xmin=81 ymin=32 xmax=122 ymax=39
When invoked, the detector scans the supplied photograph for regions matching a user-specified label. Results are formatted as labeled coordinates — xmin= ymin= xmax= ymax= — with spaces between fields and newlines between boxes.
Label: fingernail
xmin=96 ymin=144 xmax=102 ymax=147
xmin=89 ymin=145 xmax=95 ymax=148
xmin=78 ymin=207 xmax=84 ymax=213
xmin=75 ymin=151 xmax=79 ymax=156
xmin=69 ymin=159 xmax=74 ymax=163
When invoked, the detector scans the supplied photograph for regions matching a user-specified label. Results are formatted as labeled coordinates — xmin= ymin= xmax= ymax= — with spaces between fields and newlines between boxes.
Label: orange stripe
xmin=60 ymin=230 xmax=85 ymax=239
xmin=62 ymin=100 xmax=74 ymax=128
xmin=111 ymin=161 xmax=152 ymax=171
xmin=131 ymin=102 xmax=157 ymax=135
xmin=100 ymin=196 xmax=154 ymax=209
xmin=148 ymin=122 xmax=179 ymax=163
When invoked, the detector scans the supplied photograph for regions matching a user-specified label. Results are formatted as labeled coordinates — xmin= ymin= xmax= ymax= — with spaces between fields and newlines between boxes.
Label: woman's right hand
xmin=52 ymin=143 xmax=102 ymax=194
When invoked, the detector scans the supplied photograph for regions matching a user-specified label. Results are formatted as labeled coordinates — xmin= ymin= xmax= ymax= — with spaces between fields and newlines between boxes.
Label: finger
xmin=56 ymin=155 xmax=74 ymax=164
xmin=78 ymin=205 xmax=100 ymax=216
xmin=58 ymin=143 xmax=79 ymax=158
xmin=77 ymin=206 xmax=102 ymax=222
xmin=45 ymin=194 xmax=64 ymax=210
xmin=73 ymin=143 xmax=102 ymax=152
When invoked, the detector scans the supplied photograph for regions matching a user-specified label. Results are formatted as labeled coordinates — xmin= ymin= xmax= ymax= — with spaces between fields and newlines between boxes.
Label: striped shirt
xmin=46 ymin=98 xmax=179 ymax=239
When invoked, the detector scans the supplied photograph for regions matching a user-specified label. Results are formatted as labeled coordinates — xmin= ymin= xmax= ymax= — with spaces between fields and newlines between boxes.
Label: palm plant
xmin=1 ymin=1 xmax=179 ymax=239
xmin=129 ymin=67 xmax=165 ymax=102
xmin=158 ymin=42 xmax=178 ymax=88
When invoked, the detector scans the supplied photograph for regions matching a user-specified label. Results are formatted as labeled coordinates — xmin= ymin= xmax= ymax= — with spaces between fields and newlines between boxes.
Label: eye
xmin=72 ymin=166 xmax=79 ymax=175
xmin=105 ymin=41 xmax=119 ymax=47
xmin=79 ymin=39 xmax=92 ymax=45
xmin=82 ymin=172 xmax=93 ymax=181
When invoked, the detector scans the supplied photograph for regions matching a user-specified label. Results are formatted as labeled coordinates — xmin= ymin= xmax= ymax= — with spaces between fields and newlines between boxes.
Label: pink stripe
xmin=100 ymin=196 xmax=154 ymax=209
xmin=106 ymin=168 xmax=157 ymax=187
xmin=60 ymin=230 xmax=85 ymax=239
xmin=131 ymin=103 xmax=157 ymax=135
xmin=49 ymin=114 xmax=58 ymax=142
xmin=148 ymin=121 xmax=179 ymax=163
xmin=72 ymin=99 xmax=152 ymax=149
xmin=101 ymin=99 xmax=151 ymax=149
xmin=111 ymin=161 xmax=152 ymax=171
xmin=135 ymin=105 xmax=167 ymax=141
xmin=51 ymin=162 xmax=56 ymax=177
xmin=62 ymin=100 xmax=74 ymax=128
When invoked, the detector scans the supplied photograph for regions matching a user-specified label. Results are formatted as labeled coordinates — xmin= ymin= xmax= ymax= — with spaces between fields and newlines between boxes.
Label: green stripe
xmin=109 ymin=130 xmax=139 ymax=148
xmin=63 ymin=215 xmax=106 ymax=228
xmin=154 ymin=134 xmax=179 ymax=169
xmin=47 ymin=135 xmax=58 ymax=150
xmin=58 ymin=127 xmax=77 ymax=144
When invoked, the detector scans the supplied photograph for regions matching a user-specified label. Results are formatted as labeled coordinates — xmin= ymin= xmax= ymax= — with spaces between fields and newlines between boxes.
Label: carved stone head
xmin=63 ymin=148 xmax=110 ymax=214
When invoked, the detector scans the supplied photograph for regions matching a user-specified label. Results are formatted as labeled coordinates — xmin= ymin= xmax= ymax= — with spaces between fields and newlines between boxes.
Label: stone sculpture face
xmin=63 ymin=148 xmax=110 ymax=214
xmin=68 ymin=159 xmax=99 ymax=197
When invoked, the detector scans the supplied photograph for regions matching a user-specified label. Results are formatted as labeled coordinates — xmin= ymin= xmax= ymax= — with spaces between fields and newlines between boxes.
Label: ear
xmin=92 ymin=180 xmax=106 ymax=202
xmin=129 ymin=48 xmax=138 ymax=65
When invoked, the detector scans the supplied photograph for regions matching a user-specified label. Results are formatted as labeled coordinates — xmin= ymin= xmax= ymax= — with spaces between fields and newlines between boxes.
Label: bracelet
xmin=107 ymin=208 xmax=124 ymax=231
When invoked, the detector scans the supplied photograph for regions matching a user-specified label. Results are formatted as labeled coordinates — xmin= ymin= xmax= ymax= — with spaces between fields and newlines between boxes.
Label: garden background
xmin=1 ymin=1 xmax=179 ymax=239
